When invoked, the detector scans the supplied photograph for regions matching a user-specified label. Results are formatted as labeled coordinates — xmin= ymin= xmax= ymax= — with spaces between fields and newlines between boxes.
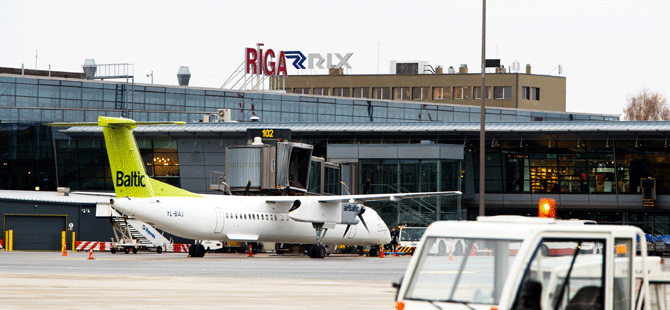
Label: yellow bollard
xmin=61 ymin=231 xmax=66 ymax=252
xmin=72 ymin=232 xmax=76 ymax=252
xmin=8 ymin=230 xmax=13 ymax=251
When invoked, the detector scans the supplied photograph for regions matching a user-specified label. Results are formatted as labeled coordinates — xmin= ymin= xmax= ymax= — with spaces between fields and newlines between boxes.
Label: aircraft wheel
xmin=194 ymin=244 xmax=206 ymax=257
xmin=124 ymin=247 xmax=130 ymax=254
xmin=157 ymin=246 xmax=162 ymax=254
xmin=307 ymin=246 xmax=315 ymax=258
xmin=316 ymin=245 xmax=326 ymax=259
xmin=275 ymin=243 xmax=286 ymax=255
xmin=188 ymin=244 xmax=195 ymax=257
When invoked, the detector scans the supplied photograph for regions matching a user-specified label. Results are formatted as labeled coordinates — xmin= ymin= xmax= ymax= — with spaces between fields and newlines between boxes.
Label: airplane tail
xmin=52 ymin=116 xmax=201 ymax=198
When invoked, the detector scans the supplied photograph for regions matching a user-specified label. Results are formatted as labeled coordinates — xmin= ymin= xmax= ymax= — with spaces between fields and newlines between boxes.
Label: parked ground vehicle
xmin=393 ymin=216 xmax=670 ymax=310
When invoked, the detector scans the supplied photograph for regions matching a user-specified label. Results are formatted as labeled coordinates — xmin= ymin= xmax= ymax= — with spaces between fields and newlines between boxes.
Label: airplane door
xmin=214 ymin=207 xmax=224 ymax=233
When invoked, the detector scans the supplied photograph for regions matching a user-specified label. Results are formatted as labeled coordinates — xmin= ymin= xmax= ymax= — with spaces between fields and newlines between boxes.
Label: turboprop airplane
xmin=50 ymin=117 xmax=461 ymax=258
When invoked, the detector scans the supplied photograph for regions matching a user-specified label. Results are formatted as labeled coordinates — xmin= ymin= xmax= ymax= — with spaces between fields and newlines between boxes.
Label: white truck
xmin=393 ymin=216 xmax=670 ymax=310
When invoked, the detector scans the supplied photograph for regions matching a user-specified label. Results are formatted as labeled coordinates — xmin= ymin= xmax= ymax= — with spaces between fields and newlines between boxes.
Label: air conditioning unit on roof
xmin=217 ymin=109 xmax=231 ymax=122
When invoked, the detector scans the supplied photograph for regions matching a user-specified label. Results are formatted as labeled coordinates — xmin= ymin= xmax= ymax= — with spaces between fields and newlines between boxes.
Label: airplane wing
xmin=265 ymin=191 xmax=462 ymax=205
xmin=317 ymin=191 xmax=462 ymax=203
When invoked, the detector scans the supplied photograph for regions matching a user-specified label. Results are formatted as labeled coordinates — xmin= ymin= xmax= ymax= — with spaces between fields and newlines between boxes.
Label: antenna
xmin=377 ymin=42 xmax=380 ymax=74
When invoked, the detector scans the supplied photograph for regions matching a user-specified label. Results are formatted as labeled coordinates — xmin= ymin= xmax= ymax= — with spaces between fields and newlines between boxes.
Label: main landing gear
xmin=307 ymin=222 xmax=331 ymax=259
xmin=189 ymin=242 xmax=206 ymax=258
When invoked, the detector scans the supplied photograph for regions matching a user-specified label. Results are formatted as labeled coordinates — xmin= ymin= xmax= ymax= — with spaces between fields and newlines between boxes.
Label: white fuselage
xmin=111 ymin=195 xmax=391 ymax=246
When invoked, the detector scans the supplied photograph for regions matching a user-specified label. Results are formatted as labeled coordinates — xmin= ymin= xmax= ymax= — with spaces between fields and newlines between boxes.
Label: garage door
xmin=4 ymin=215 xmax=66 ymax=251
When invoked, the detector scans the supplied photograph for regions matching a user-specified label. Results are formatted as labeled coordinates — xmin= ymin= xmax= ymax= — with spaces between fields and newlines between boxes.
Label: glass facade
xmin=0 ymin=74 xmax=617 ymax=124
xmin=0 ymin=123 xmax=55 ymax=191
xmin=6 ymin=72 xmax=670 ymax=235
xmin=55 ymin=138 xmax=180 ymax=191
xmin=359 ymin=159 xmax=462 ymax=227
xmin=468 ymin=139 xmax=670 ymax=195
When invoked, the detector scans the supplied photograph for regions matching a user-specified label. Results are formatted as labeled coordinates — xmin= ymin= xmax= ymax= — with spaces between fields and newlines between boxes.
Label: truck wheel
xmin=438 ymin=240 xmax=447 ymax=256
xmin=124 ymin=247 xmax=130 ymax=254
xmin=111 ymin=247 xmax=117 ymax=254
xmin=540 ymin=244 xmax=550 ymax=256
xmin=454 ymin=243 xmax=464 ymax=256
xmin=132 ymin=247 xmax=138 ymax=254
xmin=157 ymin=246 xmax=162 ymax=254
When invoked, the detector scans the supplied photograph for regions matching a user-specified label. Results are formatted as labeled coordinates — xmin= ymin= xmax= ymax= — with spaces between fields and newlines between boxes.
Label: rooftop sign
xmin=245 ymin=43 xmax=353 ymax=76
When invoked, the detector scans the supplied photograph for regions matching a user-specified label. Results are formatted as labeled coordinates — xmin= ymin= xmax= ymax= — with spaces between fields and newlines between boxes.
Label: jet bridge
xmin=223 ymin=139 xmax=314 ymax=195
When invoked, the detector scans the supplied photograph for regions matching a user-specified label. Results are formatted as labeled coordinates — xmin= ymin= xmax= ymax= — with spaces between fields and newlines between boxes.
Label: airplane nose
xmin=382 ymin=229 xmax=391 ymax=244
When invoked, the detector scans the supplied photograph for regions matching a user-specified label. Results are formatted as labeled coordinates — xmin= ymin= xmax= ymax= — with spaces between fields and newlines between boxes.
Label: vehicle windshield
xmin=400 ymin=227 xmax=426 ymax=242
xmin=404 ymin=237 xmax=522 ymax=305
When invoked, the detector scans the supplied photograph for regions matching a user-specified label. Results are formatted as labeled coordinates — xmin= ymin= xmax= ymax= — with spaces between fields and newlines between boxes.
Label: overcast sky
xmin=1 ymin=0 xmax=669 ymax=117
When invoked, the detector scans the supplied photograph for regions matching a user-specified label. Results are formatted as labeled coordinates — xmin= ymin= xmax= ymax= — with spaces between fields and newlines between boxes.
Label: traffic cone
xmin=248 ymin=244 xmax=253 ymax=257
xmin=470 ymin=244 xmax=476 ymax=256
xmin=61 ymin=244 xmax=68 ymax=256
xmin=448 ymin=246 xmax=454 ymax=261
xmin=379 ymin=246 xmax=385 ymax=258
xmin=394 ymin=245 xmax=399 ymax=256
xmin=88 ymin=249 xmax=95 ymax=260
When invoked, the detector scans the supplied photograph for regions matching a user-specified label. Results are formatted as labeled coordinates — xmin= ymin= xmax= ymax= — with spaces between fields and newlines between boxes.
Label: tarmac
xmin=0 ymin=251 xmax=409 ymax=310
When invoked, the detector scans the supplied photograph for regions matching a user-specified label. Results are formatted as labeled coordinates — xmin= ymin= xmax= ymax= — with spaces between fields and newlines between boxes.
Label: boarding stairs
xmin=96 ymin=203 xmax=173 ymax=252
xmin=110 ymin=217 xmax=173 ymax=252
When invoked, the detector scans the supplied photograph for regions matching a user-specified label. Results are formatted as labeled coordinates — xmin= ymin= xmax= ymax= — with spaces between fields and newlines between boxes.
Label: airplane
xmin=50 ymin=116 xmax=461 ymax=258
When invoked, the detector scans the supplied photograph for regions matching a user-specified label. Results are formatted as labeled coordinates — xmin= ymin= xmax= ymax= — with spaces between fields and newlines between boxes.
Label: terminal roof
xmin=59 ymin=121 xmax=670 ymax=141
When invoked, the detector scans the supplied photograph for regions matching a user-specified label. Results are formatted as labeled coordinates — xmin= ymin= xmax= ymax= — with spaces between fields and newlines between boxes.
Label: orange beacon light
xmin=539 ymin=198 xmax=556 ymax=218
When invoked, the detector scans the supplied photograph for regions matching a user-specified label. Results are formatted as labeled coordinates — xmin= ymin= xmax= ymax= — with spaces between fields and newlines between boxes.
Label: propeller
xmin=342 ymin=206 xmax=369 ymax=237
xmin=243 ymin=179 xmax=251 ymax=196
xmin=362 ymin=179 xmax=371 ymax=195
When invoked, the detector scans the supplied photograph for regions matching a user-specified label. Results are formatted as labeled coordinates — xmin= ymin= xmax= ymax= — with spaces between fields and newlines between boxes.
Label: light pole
xmin=479 ymin=0 xmax=487 ymax=217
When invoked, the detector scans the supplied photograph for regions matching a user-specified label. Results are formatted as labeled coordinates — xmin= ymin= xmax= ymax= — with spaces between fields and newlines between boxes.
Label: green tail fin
xmin=52 ymin=116 xmax=201 ymax=198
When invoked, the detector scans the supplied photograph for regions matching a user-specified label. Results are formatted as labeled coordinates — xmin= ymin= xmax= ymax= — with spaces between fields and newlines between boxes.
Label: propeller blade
xmin=244 ymin=179 xmax=251 ymax=196
xmin=358 ymin=214 xmax=369 ymax=233
xmin=363 ymin=179 xmax=371 ymax=195
xmin=343 ymin=224 xmax=351 ymax=238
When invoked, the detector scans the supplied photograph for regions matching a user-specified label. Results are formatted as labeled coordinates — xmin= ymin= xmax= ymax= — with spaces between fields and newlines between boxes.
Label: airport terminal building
xmin=2 ymin=63 xmax=670 ymax=250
